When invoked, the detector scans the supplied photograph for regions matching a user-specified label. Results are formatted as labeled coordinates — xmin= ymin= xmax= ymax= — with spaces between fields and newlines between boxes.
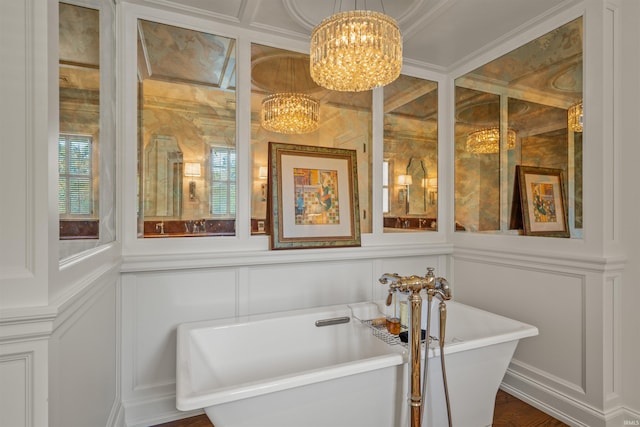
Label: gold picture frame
xmin=516 ymin=165 xmax=569 ymax=238
xmin=268 ymin=142 xmax=361 ymax=250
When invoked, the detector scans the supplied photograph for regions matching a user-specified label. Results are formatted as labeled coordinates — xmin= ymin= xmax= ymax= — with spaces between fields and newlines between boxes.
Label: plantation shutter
xmin=210 ymin=147 xmax=236 ymax=216
xmin=59 ymin=135 xmax=92 ymax=216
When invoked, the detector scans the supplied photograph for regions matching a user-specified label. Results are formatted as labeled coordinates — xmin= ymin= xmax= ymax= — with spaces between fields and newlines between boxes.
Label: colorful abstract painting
xmin=293 ymin=168 xmax=340 ymax=225
xmin=530 ymin=183 xmax=557 ymax=223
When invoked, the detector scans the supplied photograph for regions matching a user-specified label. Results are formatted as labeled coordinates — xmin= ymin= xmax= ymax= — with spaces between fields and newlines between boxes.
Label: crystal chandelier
xmin=466 ymin=127 xmax=516 ymax=154
xmin=310 ymin=10 xmax=402 ymax=92
xmin=261 ymin=93 xmax=320 ymax=134
xmin=568 ymin=101 xmax=583 ymax=132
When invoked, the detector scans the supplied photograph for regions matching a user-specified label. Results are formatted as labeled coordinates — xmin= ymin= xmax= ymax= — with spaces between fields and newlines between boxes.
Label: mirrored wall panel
xmin=455 ymin=17 xmax=583 ymax=237
xmin=137 ymin=20 xmax=236 ymax=237
xmin=59 ymin=2 xmax=115 ymax=259
xmin=250 ymin=44 xmax=372 ymax=235
xmin=383 ymin=74 xmax=438 ymax=232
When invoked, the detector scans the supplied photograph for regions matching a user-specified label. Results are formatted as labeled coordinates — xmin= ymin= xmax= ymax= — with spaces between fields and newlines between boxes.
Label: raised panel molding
xmin=0 ymin=352 xmax=32 ymax=427
xmin=454 ymin=247 xmax=626 ymax=427
xmin=603 ymin=274 xmax=623 ymax=405
xmin=453 ymin=254 xmax=587 ymax=393
xmin=0 ymin=0 xmax=49 ymax=310
xmin=0 ymin=0 xmax=33 ymax=279
xmin=0 ymin=340 xmax=48 ymax=427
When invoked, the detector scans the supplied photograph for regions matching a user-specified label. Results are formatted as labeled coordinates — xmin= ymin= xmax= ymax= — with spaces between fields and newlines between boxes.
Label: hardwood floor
xmin=492 ymin=390 xmax=568 ymax=426
xmin=153 ymin=390 xmax=568 ymax=427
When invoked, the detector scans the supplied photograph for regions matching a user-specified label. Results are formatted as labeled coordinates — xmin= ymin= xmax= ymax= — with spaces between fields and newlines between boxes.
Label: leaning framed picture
xmin=516 ymin=165 xmax=569 ymax=237
xmin=268 ymin=142 xmax=361 ymax=250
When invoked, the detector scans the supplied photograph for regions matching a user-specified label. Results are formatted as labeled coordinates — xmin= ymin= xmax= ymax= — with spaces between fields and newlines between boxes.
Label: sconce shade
xmin=310 ymin=10 xmax=402 ymax=92
xmin=397 ymin=174 xmax=413 ymax=186
xmin=422 ymin=177 xmax=437 ymax=188
xmin=568 ymin=101 xmax=583 ymax=132
xmin=466 ymin=127 xmax=516 ymax=154
xmin=258 ymin=166 xmax=268 ymax=179
xmin=184 ymin=162 xmax=201 ymax=177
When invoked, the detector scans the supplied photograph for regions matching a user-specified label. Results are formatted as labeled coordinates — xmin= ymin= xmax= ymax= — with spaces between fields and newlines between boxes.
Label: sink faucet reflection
xmin=155 ymin=221 xmax=165 ymax=234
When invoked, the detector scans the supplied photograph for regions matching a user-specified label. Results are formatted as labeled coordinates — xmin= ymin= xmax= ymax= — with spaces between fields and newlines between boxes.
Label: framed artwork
xmin=268 ymin=142 xmax=361 ymax=249
xmin=516 ymin=166 xmax=569 ymax=237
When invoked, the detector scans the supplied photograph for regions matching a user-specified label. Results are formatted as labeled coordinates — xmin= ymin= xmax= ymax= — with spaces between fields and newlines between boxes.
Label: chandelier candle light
xmin=466 ymin=127 xmax=516 ymax=154
xmin=310 ymin=10 xmax=402 ymax=92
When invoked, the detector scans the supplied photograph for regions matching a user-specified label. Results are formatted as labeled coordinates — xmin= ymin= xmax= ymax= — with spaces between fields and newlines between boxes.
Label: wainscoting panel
xmin=0 ymin=340 xmax=48 ymax=427
xmin=130 ymin=269 xmax=237 ymax=391
xmin=0 ymin=352 xmax=30 ymax=427
xmin=453 ymin=257 xmax=586 ymax=393
xmin=49 ymin=277 xmax=118 ymax=427
xmin=246 ymin=260 xmax=375 ymax=315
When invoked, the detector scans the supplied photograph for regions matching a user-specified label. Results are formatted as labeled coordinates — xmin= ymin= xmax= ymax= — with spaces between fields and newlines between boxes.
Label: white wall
xmin=619 ymin=0 xmax=640 ymax=419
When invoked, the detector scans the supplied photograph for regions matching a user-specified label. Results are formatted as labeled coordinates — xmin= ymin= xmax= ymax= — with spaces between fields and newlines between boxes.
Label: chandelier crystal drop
xmin=261 ymin=93 xmax=320 ymax=134
xmin=466 ymin=127 xmax=517 ymax=154
xmin=568 ymin=101 xmax=583 ymax=132
xmin=310 ymin=10 xmax=402 ymax=92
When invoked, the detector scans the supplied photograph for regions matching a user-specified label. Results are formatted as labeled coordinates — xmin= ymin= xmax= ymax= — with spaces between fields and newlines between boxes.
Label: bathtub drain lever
xmin=315 ymin=316 xmax=350 ymax=327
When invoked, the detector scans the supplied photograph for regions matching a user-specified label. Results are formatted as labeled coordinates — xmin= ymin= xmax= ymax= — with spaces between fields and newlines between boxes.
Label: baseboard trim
xmin=122 ymin=393 xmax=203 ymax=427
xmin=107 ymin=398 xmax=126 ymax=427
xmin=502 ymin=368 xmax=633 ymax=427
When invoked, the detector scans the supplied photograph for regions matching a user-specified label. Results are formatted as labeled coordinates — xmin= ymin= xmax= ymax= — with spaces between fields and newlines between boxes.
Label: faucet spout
xmin=434 ymin=277 xmax=452 ymax=301
xmin=378 ymin=273 xmax=402 ymax=285
xmin=155 ymin=222 xmax=165 ymax=234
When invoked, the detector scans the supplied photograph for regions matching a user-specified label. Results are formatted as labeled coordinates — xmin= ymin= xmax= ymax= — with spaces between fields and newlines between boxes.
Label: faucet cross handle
xmin=435 ymin=277 xmax=452 ymax=300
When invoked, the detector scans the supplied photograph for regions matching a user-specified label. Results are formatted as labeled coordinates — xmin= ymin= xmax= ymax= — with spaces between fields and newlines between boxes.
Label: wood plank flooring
xmin=153 ymin=389 xmax=568 ymax=427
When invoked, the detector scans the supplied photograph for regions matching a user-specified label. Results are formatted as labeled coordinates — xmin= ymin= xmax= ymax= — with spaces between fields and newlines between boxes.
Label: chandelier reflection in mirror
xmin=261 ymin=93 xmax=320 ymax=134
xmin=310 ymin=9 xmax=402 ymax=92
xmin=568 ymin=101 xmax=583 ymax=132
xmin=466 ymin=127 xmax=516 ymax=154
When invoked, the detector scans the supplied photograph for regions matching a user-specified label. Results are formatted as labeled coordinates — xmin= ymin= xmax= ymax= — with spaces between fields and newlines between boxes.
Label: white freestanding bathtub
xmin=176 ymin=300 xmax=538 ymax=427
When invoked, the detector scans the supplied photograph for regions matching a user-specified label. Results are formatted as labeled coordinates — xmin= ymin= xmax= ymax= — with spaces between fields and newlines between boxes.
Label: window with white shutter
xmin=59 ymin=134 xmax=93 ymax=217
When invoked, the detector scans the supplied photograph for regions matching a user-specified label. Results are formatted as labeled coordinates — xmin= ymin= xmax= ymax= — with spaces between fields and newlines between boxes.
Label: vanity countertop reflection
xmin=143 ymin=219 xmax=235 ymax=237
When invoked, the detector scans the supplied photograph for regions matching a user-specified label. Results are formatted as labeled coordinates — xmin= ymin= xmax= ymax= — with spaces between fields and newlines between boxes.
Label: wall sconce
xmin=424 ymin=177 xmax=438 ymax=206
xmin=258 ymin=166 xmax=268 ymax=201
xmin=397 ymin=174 xmax=412 ymax=214
xmin=184 ymin=162 xmax=201 ymax=201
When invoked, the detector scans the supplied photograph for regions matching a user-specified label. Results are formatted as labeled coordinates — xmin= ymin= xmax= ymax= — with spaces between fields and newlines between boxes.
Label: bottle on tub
xmin=385 ymin=290 xmax=401 ymax=335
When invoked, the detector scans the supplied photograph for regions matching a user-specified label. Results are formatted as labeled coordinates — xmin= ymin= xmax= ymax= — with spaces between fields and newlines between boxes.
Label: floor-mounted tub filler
xmin=176 ymin=283 xmax=538 ymax=427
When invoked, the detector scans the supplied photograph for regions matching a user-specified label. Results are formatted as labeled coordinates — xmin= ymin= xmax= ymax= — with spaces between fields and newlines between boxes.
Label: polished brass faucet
xmin=379 ymin=268 xmax=452 ymax=427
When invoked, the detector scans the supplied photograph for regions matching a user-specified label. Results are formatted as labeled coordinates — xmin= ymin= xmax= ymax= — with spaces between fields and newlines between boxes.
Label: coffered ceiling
xmin=62 ymin=0 xmax=582 ymax=130
xmin=123 ymin=0 xmax=579 ymax=70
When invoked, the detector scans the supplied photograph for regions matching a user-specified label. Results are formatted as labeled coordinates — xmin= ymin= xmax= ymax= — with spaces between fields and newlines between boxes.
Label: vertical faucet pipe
xmin=420 ymin=292 xmax=434 ymax=422
xmin=408 ymin=289 xmax=423 ymax=427
xmin=439 ymin=302 xmax=453 ymax=427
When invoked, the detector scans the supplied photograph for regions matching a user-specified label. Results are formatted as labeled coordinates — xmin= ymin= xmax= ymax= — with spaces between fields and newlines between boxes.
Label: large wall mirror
xmin=58 ymin=2 xmax=116 ymax=259
xmin=250 ymin=44 xmax=372 ymax=235
xmin=455 ymin=17 xmax=583 ymax=237
xmin=383 ymin=75 xmax=438 ymax=232
xmin=137 ymin=20 xmax=236 ymax=237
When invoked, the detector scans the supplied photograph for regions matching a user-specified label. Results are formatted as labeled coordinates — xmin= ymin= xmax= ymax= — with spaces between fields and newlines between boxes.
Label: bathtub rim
xmin=175 ymin=300 xmax=539 ymax=412
xmin=429 ymin=300 xmax=539 ymax=356
xmin=176 ymin=303 xmax=405 ymax=411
